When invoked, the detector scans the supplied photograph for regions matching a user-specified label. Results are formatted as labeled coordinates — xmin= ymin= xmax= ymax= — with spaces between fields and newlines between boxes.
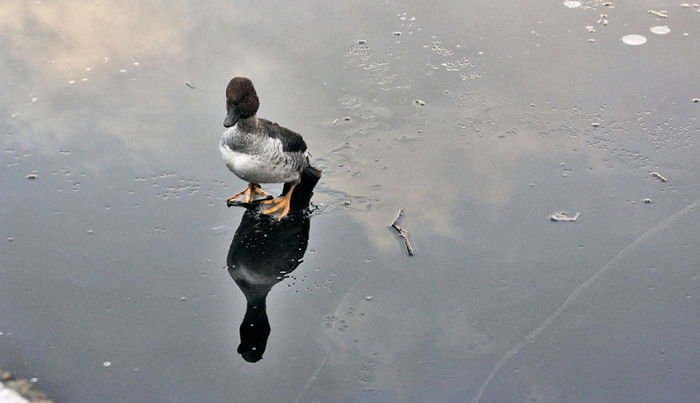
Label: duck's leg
xmin=261 ymin=183 xmax=297 ymax=220
xmin=227 ymin=183 xmax=273 ymax=207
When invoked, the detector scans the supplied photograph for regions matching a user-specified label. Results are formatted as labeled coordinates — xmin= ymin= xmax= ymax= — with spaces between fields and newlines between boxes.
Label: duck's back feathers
xmin=258 ymin=118 xmax=307 ymax=153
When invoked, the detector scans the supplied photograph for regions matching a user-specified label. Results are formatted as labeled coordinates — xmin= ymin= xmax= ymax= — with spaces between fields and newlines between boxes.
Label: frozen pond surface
xmin=1 ymin=1 xmax=700 ymax=402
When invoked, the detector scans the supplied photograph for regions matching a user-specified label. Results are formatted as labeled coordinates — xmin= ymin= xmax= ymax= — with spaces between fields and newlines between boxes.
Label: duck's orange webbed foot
xmin=226 ymin=183 xmax=273 ymax=207
xmin=261 ymin=184 xmax=297 ymax=220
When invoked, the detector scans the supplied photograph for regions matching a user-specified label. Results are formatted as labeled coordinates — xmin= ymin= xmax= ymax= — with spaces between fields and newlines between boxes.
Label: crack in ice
xmin=472 ymin=198 xmax=700 ymax=403
xmin=294 ymin=269 xmax=371 ymax=403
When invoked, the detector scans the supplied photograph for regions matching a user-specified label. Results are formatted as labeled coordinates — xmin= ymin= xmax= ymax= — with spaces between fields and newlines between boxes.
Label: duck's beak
xmin=224 ymin=106 xmax=240 ymax=128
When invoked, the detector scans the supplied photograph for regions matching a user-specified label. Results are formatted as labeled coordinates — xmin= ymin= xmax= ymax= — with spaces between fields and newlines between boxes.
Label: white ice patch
xmin=563 ymin=1 xmax=582 ymax=8
xmin=622 ymin=34 xmax=647 ymax=46
xmin=650 ymin=25 xmax=670 ymax=35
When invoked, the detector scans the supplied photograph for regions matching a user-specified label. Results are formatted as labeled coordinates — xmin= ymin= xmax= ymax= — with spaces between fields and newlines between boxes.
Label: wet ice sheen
xmin=3 ymin=1 xmax=700 ymax=403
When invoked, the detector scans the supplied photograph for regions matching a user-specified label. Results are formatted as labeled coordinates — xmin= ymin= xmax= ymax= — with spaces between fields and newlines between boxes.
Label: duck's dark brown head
xmin=224 ymin=77 xmax=260 ymax=128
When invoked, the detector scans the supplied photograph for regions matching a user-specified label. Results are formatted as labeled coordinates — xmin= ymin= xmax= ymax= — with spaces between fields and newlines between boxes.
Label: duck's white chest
xmin=219 ymin=140 xmax=298 ymax=184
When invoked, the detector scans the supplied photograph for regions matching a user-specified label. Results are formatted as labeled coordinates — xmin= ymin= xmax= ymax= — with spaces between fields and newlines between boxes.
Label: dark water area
xmin=1 ymin=1 xmax=699 ymax=402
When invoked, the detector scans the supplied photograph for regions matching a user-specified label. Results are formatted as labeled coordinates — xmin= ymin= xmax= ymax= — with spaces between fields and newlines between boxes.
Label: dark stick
xmin=390 ymin=208 xmax=415 ymax=256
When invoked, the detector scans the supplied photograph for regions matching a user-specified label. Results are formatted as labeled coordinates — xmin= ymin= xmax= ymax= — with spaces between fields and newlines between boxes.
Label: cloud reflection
xmin=0 ymin=1 xmax=184 ymax=76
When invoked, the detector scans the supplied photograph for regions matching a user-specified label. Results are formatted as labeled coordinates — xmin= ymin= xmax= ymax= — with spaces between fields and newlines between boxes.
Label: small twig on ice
xmin=390 ymin=208 xmax=415 ymax=256
xmin=549 ymin=211 xmax=581 ymax=222
xmin=650 ymin=171 xmax=668 ymax=183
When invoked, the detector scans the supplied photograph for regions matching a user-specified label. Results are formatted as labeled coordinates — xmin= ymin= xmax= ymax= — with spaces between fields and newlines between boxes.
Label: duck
xmin=220 ymin=77 xmax=311 ymax=220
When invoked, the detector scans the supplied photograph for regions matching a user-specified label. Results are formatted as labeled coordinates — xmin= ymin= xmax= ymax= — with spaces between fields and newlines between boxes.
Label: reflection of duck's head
xmin=226 ymin=166 xmax=319 ymax=363
xmin=236 ymin=300 xmax=270 ymax=363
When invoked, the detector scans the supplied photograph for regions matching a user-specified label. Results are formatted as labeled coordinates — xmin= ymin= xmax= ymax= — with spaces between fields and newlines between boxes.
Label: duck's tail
xmin=286 ymin=165 xmax=322 ymax=212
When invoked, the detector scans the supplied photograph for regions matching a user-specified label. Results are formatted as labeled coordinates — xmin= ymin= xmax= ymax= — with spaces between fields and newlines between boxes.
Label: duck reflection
xmin=226 ymin=167 xmax=320 ymax=363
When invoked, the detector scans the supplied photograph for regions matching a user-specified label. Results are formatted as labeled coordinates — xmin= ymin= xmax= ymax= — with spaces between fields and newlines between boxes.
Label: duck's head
xmin=224 ymin=77 xmax=259 ymax=128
